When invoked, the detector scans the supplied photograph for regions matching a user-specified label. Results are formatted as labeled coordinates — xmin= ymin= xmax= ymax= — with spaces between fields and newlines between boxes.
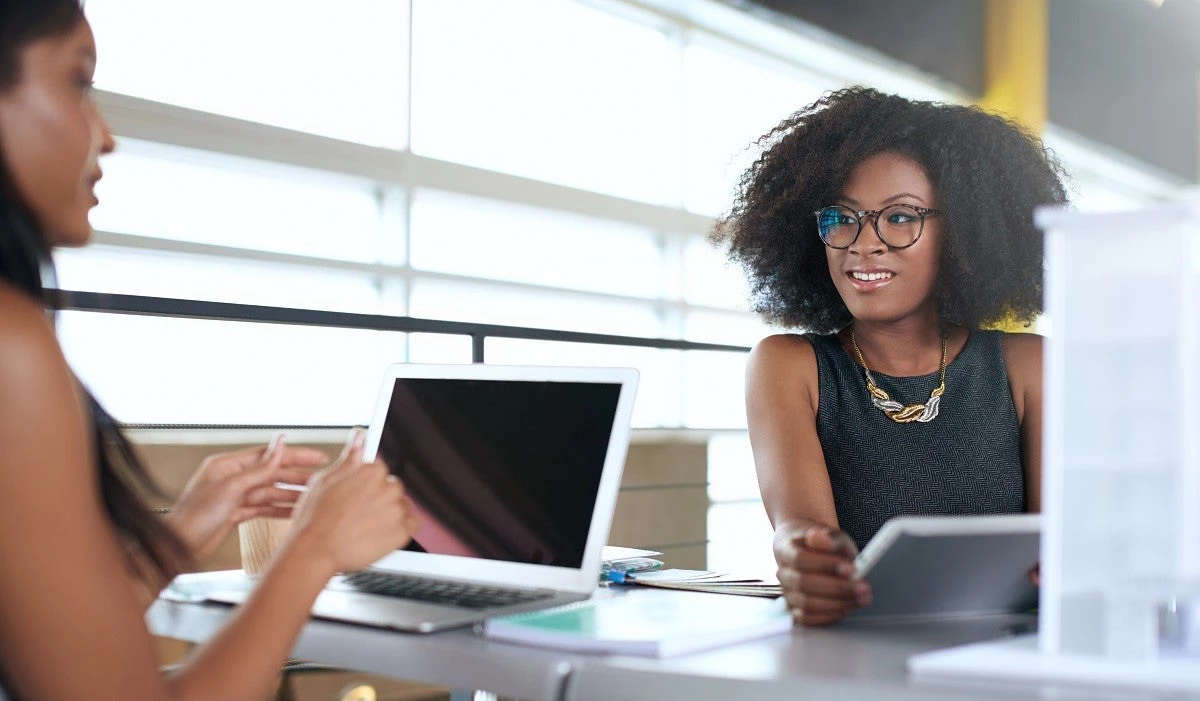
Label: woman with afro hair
xmin=711 ymin=87 xmax=1068 ymax=626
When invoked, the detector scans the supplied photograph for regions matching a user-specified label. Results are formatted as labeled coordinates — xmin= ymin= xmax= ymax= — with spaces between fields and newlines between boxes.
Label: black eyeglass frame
xmin=813 ymin=204 xmax=943 ymax=250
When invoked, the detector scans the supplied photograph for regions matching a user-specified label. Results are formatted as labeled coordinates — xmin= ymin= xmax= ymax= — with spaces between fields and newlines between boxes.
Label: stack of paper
xmin=601 ymin=546 xmax=661 ymax=562
xmin=615 ymin=568 xmax=782 ymax=598
xmin=483 ymin=589 xmax=792 ymax=657
xmin=600 ymin=546 xmax=664 ymax=580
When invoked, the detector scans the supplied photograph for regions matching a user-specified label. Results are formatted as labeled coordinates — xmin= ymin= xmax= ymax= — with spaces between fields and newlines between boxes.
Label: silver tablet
xmin=846 ymin=514 xmax=1041 ymax=621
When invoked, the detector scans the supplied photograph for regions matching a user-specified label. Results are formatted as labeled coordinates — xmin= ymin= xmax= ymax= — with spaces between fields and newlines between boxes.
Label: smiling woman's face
xmin=0 ymin=17 xmax=113 ymax=248
xmin=824 ymin=151 xmax=942 ymax=326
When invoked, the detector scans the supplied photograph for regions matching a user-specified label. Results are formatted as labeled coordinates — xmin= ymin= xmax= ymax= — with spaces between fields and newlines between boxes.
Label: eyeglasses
xmin=813 ymin=204 xmax=942 ymax=249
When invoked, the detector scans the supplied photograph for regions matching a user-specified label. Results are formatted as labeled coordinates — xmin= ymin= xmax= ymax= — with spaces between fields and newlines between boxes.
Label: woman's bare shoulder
xmin=998 ymin=331 xmax=1044 ymax=420
xmin=0 ymin=283 xmax=74 ymax=408
xmin=998 ymin=331 xmax=1044 ymax=379
xmin=0 ymin=282 xmax=93 ymax=516
xmin=747 ymin=333 xmax=821 ymax=407
xmin=749 ymin=332 xmax=817 ymax=368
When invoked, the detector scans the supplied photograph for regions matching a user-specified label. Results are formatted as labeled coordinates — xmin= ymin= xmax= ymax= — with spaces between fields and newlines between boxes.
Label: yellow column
xmin=975 ymin=0 xmax=1048 ymax=332
xmin=976 ymin=0 xmax=1048 ymax=132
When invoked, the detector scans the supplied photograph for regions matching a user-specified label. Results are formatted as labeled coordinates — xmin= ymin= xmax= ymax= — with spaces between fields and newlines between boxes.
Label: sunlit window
xmin=64 ymin=0 xmax=1187 ymax=581
xmin=707 ymin=501 xmax=776 ymax=576
xmin=706 ymin=434 xmax=775 ymax=574
xmin=88 ymin=0 xmax=409 ymax=148
xmin=682 ymin=234 xmax=752 ymax=310
xmin=60 ymin=315 xmax=405 ymax=426
xmin=683 ymin=309 xmax=775 ymax=346
xmin=410 ymin=190 xmax=664 ymax=298
xmin=682 ymin=40 xmax=832 ymax=216
xmin=65 ymin=0 xmax=1173 ymax=442
xmin=408 ymin=333 xmax=474 ymax=365
xmin=410 ymin=0 xmax=678 ymax=204
xmin=682 ymin=351 xmax=747 ymax=429
xmin=55 ymin=247 xmax=389 ymax=314
xmin=92 ymin=140 xmax=384 ymax=262
xmin=409 ymin=278 xmax=662 ymax=338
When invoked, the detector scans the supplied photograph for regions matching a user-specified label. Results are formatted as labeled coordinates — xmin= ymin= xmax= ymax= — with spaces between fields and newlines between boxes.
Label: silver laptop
xmin=237 ymin=363 xmax=639 ymax=633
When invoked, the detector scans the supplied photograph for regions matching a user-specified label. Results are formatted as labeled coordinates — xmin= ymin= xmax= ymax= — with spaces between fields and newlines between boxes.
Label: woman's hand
xmin=774 ymin=522 xmax=871 ymax=626
xmin=167 ymin=436 xmax=329 ymax=561
xmin=285 ymin=428 xmax=419 ymax=575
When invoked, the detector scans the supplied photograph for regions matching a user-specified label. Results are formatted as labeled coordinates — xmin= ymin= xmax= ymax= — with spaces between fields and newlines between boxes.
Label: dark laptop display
xmin=375 ymin=378 xmax=622 ymax=569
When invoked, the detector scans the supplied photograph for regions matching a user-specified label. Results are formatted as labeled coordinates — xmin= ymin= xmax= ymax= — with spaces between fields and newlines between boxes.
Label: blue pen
xmin=605 ymin=570 xmax=631 ymax=584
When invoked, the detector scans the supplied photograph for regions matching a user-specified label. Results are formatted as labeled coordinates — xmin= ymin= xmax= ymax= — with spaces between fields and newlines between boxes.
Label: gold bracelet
xmin=152 ymin=506 xmax=173 ymax=514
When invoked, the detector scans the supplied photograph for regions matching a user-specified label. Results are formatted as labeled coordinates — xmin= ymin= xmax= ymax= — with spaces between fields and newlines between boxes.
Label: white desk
xmin=148 ymin=598 xmax=572 ymax=701
xmin=147 ymin=588 xmax=1197 ymax=701
xmin=566 ymin=607 xmax=1197 ymax=701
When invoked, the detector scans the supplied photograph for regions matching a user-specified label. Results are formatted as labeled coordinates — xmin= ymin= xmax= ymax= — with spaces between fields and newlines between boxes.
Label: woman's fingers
xmin=777 ymin=568 xmax=864 ymax=600
xmin=329 ymin=428 xmax=367 ymax=475
xmin=791 ymin=547 xmax=856 ymax=577
xmin=273 ymin=447 xmax=330 ymax=469
xmin=799 ymin=525 xmax=859 ymax=559
xmin=772 ymin=524 xmax=865 ymax=627
xmin=784 ymin=590 xmax=849 ymax=615
xmin=245 ymin=485 xmax=304 ymax=507
xmin=238 ymin=505 xmax=295 ymax=521
xmin=201 ymin=438 xmax=327 ymax=474
xmin=776 ymin=526 xmax=856 ymax=569
xmin=301 ymin=430 xmax=367 ymax=497
xmin=398 ymin=494 xmax=420 ymax=535
xmin=795 ymin=609 xmax=848 ymax=627
xmin=272 ymin=467 xmax=314 ymax=486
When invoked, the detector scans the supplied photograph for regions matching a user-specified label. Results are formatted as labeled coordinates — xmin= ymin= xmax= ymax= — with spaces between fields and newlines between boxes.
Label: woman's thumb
xmin=803 ymin=526 xmax=858 ymax=558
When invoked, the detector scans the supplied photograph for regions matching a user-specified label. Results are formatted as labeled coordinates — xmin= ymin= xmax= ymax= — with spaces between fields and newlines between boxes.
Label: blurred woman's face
xmin=0 ymin=18 xmax=114 ymax=247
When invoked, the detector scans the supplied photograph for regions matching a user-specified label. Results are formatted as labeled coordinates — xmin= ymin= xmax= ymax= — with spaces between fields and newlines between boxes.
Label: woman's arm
xmin=1000 ymin=333 xmax=1044 ymax=513
xmin=0 ymin=287 xmax=414 ymax=701
xmin=746 ymin=335 xmax=839 ymax=533
xmin=168 ymin=431 xmax=417 ymax=701
xmin=746 ymin=334 xmax=866 ymax=625
xmin=0 ymin=291 xmax=173 ymax=699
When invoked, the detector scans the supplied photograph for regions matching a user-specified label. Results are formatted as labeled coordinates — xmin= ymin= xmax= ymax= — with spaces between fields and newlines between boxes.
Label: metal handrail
xmin=54 ymin=290 xmax=753 ymax=364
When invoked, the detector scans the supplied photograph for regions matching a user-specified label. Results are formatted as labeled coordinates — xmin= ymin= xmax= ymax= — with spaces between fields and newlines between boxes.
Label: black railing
xmin=55 ymin=290 xmax=754 ymax=364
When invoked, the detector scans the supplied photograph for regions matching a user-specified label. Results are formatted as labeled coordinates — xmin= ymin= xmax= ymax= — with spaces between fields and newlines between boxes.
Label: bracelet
xmin=152 ymin=506 xmax=173 ymax=514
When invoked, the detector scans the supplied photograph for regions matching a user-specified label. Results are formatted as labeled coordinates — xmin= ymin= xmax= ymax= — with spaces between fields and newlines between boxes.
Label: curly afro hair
xmin=710 ymin=87 xmax=1069 ymax=334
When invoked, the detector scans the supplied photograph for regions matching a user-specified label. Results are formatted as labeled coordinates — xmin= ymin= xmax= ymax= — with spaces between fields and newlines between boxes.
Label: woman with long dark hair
xmin=0 ymin=2 xmax=418 ymax=698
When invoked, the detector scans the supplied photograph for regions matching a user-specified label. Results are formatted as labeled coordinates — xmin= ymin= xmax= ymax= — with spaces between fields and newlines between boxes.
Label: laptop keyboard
xmin=344 ymin=570 xmax=554 ymax=610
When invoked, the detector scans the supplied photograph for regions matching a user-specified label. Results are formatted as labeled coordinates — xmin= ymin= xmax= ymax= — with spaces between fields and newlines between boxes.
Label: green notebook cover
xmin=483 ymin=590 xmax=792 ymax=657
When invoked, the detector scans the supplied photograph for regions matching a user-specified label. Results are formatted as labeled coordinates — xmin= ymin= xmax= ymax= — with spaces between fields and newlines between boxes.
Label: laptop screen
xmin=375 ymin=378 xmax=622 ymax=570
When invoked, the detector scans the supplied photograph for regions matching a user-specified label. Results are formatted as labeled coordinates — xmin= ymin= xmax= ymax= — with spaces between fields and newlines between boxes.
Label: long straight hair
xmin=0 ymin=0 xmax=190 ymax=582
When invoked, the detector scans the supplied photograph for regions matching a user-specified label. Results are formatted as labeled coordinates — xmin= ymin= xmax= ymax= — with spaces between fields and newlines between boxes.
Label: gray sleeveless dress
xmin=806 ymin=330 xmax=1026 ymax=551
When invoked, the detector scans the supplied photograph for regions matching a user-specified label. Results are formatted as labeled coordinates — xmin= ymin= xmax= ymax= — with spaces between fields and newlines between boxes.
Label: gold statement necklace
xmin=849 ymin=328 xmax=947 ymax=424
